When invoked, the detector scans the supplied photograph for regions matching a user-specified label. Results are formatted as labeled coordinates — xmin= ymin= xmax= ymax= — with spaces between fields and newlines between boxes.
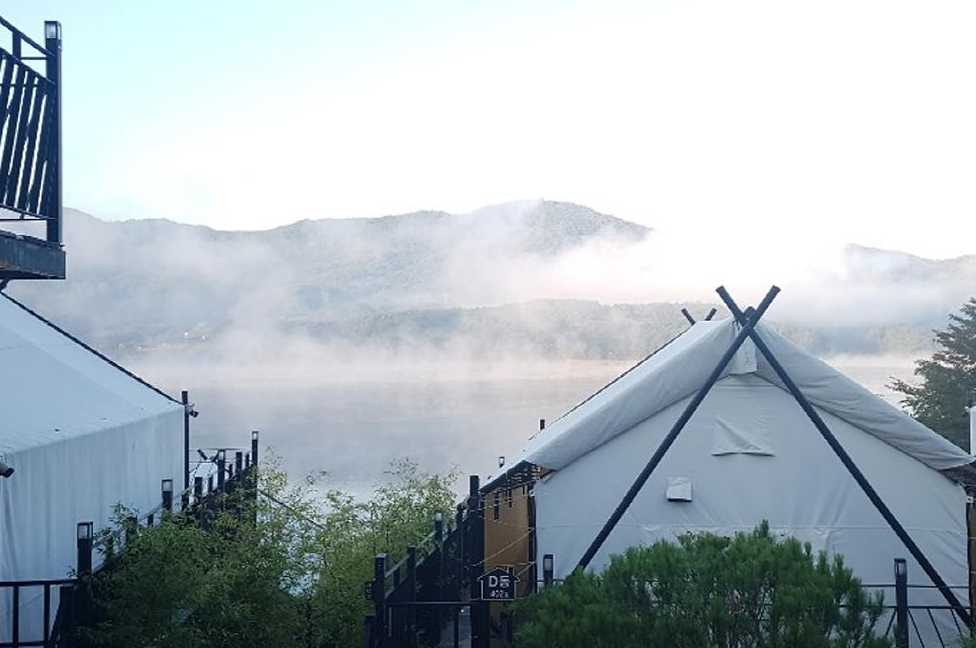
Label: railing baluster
xmin=12 ymin=584 xmax=20 ymax=647
xmin=0 ymin=65 xmax=27 ymax=196
xmin=3 ymin=67 xmax=33 ymax=204
xmin=43 ymin=583 xmax=50 ymax=646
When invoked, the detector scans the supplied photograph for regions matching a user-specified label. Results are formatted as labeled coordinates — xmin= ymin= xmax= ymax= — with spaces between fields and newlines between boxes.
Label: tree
xmin=890 ymin=298 xmax=976 ymax=449
xmin=85 ymin=458 xmax=457 ymax=648
xmin=515 ymin=523 xmax=890 ymax=648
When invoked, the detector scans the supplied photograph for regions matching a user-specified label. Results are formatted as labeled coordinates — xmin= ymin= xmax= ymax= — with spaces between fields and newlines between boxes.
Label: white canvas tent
xmin=0 ymin=293 xmax=183 ymax=635
xmin=500 ymin=314 xmax=974 ymax=644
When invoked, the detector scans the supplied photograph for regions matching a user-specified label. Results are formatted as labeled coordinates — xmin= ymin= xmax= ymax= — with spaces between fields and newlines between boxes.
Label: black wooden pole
xmin=373 ymin=554 xmax=387 ymax=647
xmin=576 ymin=286 xmax=780 ymax=570
xmin=181 ymin=390 xmax=190 ymax=491
xmin=43 ymin=21 xmax=62 ymax=244
xmin=407 ymin=546 xmax=418 ymax=647
xmin=717 ymin=287 xmax=973 ymax=628
xmin=251 ymin=430 xmax=259 ymax=468
xmin=216 ymin=450 xmax=226 ymax=492
xmin=467 ymin=476 xmax=489 ymax=648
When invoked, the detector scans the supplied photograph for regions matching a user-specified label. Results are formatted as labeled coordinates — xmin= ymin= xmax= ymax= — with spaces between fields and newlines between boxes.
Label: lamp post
xmin=76 ymin=522 xmax=93 ymax=577
xmin=161 ymin=479 xmax=173 ymax=514
xmin=43 ymin=21 xmax=62 ymax=244
xmin=216 ymin=449 xmax=226 ymax=491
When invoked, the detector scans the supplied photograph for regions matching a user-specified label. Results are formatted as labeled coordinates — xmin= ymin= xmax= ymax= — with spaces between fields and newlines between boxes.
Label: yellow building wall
xmin=483 ymin=483 xmax=533 ymax=648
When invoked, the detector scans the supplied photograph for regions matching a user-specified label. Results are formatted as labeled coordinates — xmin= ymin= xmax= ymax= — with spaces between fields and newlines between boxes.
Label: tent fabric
xmin=518 ymin=319 xmax=972 ymax=475
xmin=534 ymin=374 xmax=969 ymax=646
xmin=0 ymin=293 xmax=183 ymax=637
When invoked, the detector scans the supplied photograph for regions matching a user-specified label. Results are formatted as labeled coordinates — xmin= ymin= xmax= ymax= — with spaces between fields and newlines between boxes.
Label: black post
xmin=406 ymin=546 xmax=417 ymax=647
xmin=251 ymin=430 xmax=259 ymax=469
xmin=43 ymin=583 xmax=50 ymax=645
xmin=467 ymin=475 xmax=488 ymax=648
xmin=455 ymin=505 xmax=465 ymax=600
xmin=235 ymin=451 xmax=243 ymax=479
xmin=58 ymin=585 xmax=74 ymax=647
xmin=539 ymin=418 xmax=545 ymax=431
xmin=181 ymin=390 xmax=191 ymax=491
xmin=12 ymin=584 xmax=19 ymax=647
xmin=208 ymin=474 xmax=214 ymax=494
xmin=194 ymin=476 xmax=203 ymax=500
xmin=161 ymin=478 xmax=173 ymax=514
xmin=528 ymin=486 xmax=538 ymax=593
xmin=216 ymin=450 xmax=226 ymax=492
xmin=894 ymin=558 xmax=909 ymax=648
xmin=680 ymin=307 xmax=696 ymax=325
xmin=543 ymin=554 xmax=554 ymax=588
xmin=576 ymin=286 xmax=780 ymax=570
xmin=76 ymin=522 xmax=93 ymax=577
xmin=704 ymin=307 xmax=718 ymax=321
xmin=373 ymin=554 xmax=387 ymax=647
xmin=717 ymin=287 xmax=974 ymax=627
xmin=43 ymin=21 xmax=62 ymax=244
xmin=434 ymin=512 xmax=444 ymax=635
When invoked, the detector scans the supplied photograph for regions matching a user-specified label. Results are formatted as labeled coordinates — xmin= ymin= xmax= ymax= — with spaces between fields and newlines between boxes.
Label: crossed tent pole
xmin=576 ymin=285 xmax=972 ymax=628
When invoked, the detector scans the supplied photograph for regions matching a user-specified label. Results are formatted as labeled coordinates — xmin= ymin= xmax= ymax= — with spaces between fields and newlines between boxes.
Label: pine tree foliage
xmin=515 ymin=523 xmax=890 ymax=648
xmin=890 ymin=298 xmax=976 ymax=449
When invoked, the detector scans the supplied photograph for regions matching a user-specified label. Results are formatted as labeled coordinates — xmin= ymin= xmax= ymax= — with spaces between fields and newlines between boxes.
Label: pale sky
xmin=6 ymin=1 xmax=976 ymax=258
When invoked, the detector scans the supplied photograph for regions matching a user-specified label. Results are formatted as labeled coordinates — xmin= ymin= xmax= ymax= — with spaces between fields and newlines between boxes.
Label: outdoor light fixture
xmin=0 ymin=462 xmax=14 ymax=478
xmin=434 ymin=511 xmax=443 ymax=523
xmin=543 ymin=554 xmax=553 ymax=573
xmin=251 ymin=430 xmax=259 ymax=442
xmin=217 ymin=449 xmax=225 ymax=462
xmin=161 ymin=479 xmax=173 ymax=494
xmin=498 ymin=456 xmax=505 ymax=468
xmin=77 ymin=521 xmax=93 ymax=541
xmin=894 ymin=559 xmax=907 ymax=578
xmin=44 ymin=21 xmax=61 ymax=40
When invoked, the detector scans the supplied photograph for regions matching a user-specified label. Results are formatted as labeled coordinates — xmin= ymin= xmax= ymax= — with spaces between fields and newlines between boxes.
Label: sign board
xmin=480 ymin=567 xmax=518 ymax=601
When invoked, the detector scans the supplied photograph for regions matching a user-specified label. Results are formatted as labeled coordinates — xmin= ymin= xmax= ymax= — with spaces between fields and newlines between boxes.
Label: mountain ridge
xmin=5 ymin=200 xmax=973 ymax=362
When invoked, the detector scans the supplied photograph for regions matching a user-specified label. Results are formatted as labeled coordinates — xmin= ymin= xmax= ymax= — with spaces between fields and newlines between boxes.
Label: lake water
xmin=148 ymin=355 xmax=916 ymax=496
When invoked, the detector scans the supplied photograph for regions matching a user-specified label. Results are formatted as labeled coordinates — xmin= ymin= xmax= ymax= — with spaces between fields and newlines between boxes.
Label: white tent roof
xmin=0 ymin=293 xmax=184 ymax=635
xmin=513 ymin=318 xmax=972 ymax=476
xmin=0 ymin=292 xmax=181 ymax=456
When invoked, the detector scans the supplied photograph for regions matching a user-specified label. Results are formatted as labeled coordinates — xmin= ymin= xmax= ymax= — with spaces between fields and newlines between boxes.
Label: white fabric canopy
xmin=0 ymin=294 xmax=183 ymax=638
xmin=519 ymin=318 xmax=971 ymax=647
xmin=519 ymin=319 xmax=972 ymax=473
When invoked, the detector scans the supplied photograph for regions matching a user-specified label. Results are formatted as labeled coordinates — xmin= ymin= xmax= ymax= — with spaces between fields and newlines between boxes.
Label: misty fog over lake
xmin=148 ymin=355 xmax=915 ymax=496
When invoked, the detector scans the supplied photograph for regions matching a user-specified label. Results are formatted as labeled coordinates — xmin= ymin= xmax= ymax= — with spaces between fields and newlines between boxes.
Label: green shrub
xmin=85 ymin=457 xmax=457 ymax=648
xmin=516 ymin=522 xmax=890 ymax=648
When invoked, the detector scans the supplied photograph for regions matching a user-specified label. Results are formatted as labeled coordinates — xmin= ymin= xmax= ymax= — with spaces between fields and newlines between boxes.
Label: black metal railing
xmin=366 ymin=476 xmax=490 ymax=648
xmin=0 ymin=431 xmax=261 ymax=647
xmin=0 ymin=16 xmax=61 ymax=243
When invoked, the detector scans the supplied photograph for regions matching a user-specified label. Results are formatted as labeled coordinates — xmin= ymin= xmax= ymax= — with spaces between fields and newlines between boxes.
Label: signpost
xmin=479 ymin=567 xmax=517 ymax=601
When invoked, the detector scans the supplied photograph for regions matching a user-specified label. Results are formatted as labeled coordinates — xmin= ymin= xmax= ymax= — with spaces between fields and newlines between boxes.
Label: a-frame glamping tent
xmin=0 ymin=292 xmax=183 ymax=628
xmin=490 ymin=287 xmax=975 ymax=644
